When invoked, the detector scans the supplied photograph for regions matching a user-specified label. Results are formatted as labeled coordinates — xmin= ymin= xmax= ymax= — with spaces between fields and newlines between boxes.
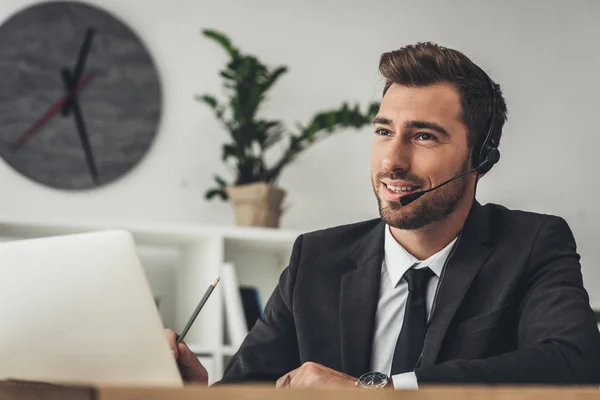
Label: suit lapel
xmin=340 ymin=221 xmax=385 ymax=378
xmin=419 ymin=201 xmax=493 ymax=367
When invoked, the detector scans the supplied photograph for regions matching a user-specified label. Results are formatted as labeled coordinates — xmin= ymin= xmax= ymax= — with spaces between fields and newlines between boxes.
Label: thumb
xmin=164 ymin=328 xmax=179 ymax=358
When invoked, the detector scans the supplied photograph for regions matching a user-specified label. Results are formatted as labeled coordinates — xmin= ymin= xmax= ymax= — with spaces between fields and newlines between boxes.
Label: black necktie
xmin=390 ymin=266 xmax=435 ymax=375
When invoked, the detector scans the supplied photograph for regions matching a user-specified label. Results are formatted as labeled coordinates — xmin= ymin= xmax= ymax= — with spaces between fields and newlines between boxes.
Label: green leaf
xmin=261 ymin=66 xmax=288 ymax=94
xmin=205 ymin=188 xmax=228 ymax=201
xmin=197 ymin=94 xmax=218 ymax=109
xmin=220 ymin=70 xmax=236 ymax=80
xmin=202 ymin=29 xmax=239 ymax=59
xmin=214 ymin=175 xmax=227 ymax=187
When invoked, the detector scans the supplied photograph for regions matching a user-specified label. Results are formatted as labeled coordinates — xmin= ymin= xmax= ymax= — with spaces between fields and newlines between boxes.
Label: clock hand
xmin=10 ymin=72 xmax=96 ymax=152
xmin=62 ymin=27 xmax=95 ymax=117
xmin=61 ymin=68 xmax=100 ymax=184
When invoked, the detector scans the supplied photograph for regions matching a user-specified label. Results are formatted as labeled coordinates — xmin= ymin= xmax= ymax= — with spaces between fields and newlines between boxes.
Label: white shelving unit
xmin=0 ymin=218 xmax=300 ymax=383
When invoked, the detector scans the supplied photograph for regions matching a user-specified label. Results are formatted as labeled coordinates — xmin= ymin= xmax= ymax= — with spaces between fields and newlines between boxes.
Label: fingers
xmin=177 ymin=342 xmax=198 ymax=366
xmin=276 ymin=362 xmax=353 ymax=389
xmin=164 ymin=328 xmax=179 ymax=358
xmin=177 ymin=342 xmax=209 ymax=383
xmin=164 ymin=329 xmax=208 ymax=384
xmin=276 ymin=374 xmax=291 ymax=389
xmin=276 ymin=366 xmax=299 ymax=389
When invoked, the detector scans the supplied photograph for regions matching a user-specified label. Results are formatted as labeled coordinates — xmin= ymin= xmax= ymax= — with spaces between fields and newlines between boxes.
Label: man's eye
xmin=375 ymin=128 xmax=391 ymax=136
xmin=416 ymin=133 xmax=437 ymax=141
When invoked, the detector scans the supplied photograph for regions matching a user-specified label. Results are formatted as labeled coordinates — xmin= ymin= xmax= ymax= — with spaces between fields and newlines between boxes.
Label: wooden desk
xmin=98 ymin=385 xmax=600 ymax=400
xmin=2 ymin=381 xmax=600 ymax=400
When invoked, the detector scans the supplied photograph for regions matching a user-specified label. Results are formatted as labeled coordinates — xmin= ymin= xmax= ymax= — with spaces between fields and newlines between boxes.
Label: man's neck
xmin=389 ymin=198 xmax=473 ymax=260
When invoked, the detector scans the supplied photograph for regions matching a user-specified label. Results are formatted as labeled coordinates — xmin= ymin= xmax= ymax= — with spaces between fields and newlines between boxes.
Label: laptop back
xmin=0 ymin=230 xmax=182 ymax=387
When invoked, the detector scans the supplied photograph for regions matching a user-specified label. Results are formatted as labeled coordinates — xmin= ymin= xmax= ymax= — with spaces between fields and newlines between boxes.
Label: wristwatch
xmin=355 ymin=372 xmax=389 ymax=389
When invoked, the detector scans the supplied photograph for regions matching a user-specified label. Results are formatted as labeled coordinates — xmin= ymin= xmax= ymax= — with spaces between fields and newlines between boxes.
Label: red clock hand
xmin=10 ymin=71 xmax=96 ymax=152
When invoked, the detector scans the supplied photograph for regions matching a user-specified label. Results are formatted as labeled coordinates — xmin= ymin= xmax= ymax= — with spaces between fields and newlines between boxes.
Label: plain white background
xmin=0 ymin=0 xmax=599 ymax=307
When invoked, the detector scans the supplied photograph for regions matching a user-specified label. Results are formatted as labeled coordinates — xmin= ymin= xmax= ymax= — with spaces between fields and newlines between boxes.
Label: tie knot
xmin=403 ymin=267 xmax=434 ymax=293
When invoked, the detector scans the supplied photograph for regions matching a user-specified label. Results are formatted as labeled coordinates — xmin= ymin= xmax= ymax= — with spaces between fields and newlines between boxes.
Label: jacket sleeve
xmin=217 ymin=235 xmax=303 ymax=384
xmin=414 ymin=216 xmax=600 ymax=385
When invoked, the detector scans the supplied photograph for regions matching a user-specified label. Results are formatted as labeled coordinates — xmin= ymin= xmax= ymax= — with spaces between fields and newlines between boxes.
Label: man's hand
xmin=276 ymin=362 xmax=357 ymax=389
xmin=165 ymin=328 xmax=209 ymax=384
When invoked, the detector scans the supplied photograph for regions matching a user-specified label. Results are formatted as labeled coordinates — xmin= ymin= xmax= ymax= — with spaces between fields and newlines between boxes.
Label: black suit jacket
xmin=220 ymin=202 xmax=600 ymax=385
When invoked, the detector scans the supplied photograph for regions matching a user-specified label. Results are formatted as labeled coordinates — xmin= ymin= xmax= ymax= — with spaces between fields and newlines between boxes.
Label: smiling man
xmin=166 ymin=42 xmax=600 ymax=389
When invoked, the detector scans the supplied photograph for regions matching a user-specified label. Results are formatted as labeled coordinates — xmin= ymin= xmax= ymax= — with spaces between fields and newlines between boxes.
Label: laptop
xmin=0 ymin=230 xmax=183 ymax=387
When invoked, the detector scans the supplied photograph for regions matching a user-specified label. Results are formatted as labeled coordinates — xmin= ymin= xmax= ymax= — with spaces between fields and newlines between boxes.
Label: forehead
xmin=378 ymin=82 xmax=464 ymax=128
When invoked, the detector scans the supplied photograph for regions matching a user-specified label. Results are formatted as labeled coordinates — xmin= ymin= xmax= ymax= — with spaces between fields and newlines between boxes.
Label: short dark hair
xmin=378 ymin=42 xmax=508 ymax=153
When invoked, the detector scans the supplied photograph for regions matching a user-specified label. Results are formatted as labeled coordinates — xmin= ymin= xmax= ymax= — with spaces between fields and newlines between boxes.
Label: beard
xmin=372 ymin=158 xmax=471 ymax=230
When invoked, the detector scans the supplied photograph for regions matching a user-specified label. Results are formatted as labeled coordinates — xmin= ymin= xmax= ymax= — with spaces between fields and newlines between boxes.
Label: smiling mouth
xmin=383 ymin=183 xmax=421 ymax=193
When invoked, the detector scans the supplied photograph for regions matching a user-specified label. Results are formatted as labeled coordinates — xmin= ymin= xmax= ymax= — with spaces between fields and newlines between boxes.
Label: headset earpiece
xmin=473 ymin=74 xmax=500 ymax=175
xmin=476 ymin=146 xmax=500 ymax=174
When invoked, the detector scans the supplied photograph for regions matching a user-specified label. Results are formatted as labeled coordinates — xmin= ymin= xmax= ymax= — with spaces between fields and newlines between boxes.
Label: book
xmin=220 ymin=263 xmax=248 ymax=347
xmin=239 ymin=286 xmax=262 ymax=330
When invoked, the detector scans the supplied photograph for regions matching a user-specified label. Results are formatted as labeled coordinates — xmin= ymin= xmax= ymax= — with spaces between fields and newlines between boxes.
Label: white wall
xmin=1 ymin=0 xmax=600 ymax=306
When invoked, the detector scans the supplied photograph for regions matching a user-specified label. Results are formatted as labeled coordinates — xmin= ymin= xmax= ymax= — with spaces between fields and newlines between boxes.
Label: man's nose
xmin=381 ymin=137 xmax=411 ymax=172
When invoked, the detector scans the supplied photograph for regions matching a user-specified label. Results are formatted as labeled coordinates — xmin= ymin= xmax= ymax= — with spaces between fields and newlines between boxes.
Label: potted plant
xmin=198 ymin=29 xmax=379 ymax=228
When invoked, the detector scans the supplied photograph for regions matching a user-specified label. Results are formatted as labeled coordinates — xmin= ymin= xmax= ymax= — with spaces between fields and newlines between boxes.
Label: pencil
xmin=176 ymin=276 xmax=220 ymax=344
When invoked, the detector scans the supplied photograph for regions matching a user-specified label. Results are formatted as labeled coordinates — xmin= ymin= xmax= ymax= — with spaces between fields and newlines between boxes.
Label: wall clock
xmin=0 ymin=1 xmax=162 ymax=190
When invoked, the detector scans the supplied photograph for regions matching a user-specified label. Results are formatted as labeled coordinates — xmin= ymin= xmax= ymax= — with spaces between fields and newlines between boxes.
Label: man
xmin=166 ymin=42 xmax=600 ymax=388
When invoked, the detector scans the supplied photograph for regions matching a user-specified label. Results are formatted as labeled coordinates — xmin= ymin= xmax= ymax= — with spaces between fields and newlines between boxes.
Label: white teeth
xmin=385 ymin=183 xmax=416 ymax=192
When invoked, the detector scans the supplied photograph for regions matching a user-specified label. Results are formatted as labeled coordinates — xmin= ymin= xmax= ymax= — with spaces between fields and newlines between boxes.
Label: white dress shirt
xmin=369 ymin=224 xmax=458 ymax=389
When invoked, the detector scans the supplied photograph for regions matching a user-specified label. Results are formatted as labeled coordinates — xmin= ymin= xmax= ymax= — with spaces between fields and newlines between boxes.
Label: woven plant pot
xmin=225 ymin=182 xmax=286 ymax=228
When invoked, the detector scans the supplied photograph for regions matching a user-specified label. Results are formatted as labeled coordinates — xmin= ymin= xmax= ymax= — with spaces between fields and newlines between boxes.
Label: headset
xmin=472 ymin=70 xmax=501 ymax=175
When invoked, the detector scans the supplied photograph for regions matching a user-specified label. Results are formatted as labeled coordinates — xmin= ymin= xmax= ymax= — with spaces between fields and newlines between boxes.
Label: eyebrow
xmin=372 ymin=117 xmax=450 ymax=137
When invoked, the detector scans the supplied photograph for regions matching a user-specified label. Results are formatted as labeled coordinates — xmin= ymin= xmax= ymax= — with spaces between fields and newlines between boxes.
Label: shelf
xmin=0 ymin=218 xmax=302 ymax=247
xmin=188 ymin=344 xmax=215 ymax=356
xmin=187 ymin=344 xmax=237 ymax=357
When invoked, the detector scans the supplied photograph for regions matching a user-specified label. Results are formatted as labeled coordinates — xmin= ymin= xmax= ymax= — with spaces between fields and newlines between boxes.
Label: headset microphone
xmin=399 ymin=149 xmax=499 ymax=206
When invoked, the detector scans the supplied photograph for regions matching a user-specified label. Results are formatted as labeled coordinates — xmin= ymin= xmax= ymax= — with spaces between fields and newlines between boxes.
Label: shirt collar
xmin=383 ymin=224 xmax=458 ymax=288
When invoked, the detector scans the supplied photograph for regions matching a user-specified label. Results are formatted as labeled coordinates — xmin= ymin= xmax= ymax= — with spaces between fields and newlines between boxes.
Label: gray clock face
xmin=0 ymin=1 xmax=161 ymax=190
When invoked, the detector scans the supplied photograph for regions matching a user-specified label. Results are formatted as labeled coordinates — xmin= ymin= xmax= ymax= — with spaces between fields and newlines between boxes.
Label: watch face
xmin=358 ymin=372 xmax=388 ymax=388
xmin=0 ymin=1 xmax=161 ymax=190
